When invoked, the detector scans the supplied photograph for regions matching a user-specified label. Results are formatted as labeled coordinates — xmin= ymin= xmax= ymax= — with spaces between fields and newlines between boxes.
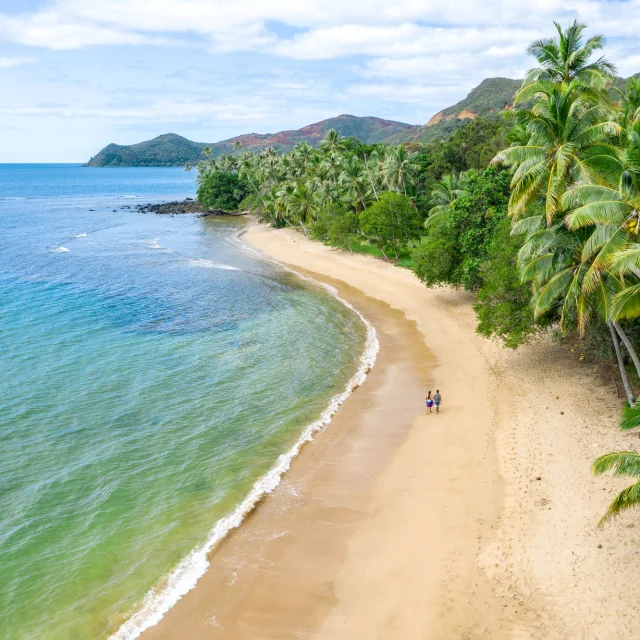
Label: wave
xmin=72 ymin=233 xmax=87 ymax=239
xmin=109 ymin=255 xmax=379 ymax=640
xmin=123 ymin=195 xmax=138 ymax=199
xmin=188 ymin=259 xmax=240 ymax=271
xmin=51 ymin=247 xmax=70 ymax=253
xmin=128 ymin=238 xmax=173 ymax=252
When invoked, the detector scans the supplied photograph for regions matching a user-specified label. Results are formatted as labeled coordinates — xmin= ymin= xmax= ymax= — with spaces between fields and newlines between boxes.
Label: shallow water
xmin=0 ymin=165 xmax=367 ymax=639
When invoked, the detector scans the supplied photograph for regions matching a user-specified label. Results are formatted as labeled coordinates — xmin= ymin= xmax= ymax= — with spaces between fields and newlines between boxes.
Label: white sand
xmin=244 ymin=223 xmax=640 ymax=640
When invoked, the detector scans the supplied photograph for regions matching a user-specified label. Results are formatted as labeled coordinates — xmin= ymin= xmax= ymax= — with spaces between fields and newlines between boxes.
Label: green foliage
xmin=411 ymin=224 xmax=458 ymax=285
xmin=620 ymin=405 xmax=640 ymax=431
xmin=197 ymin=171 xmax=250 ymax=211
xmin=428 ymin=118 xmax=509 ymax=178
xmin=359 ymin=193 xmax=421 ymax=259
xmin=412 ymin=167 xmax=512 ymax=289
xmin=327 ymin=211 xmax=359 ymax=252
xmin=473 ymin=217 xmax=547 ymax=348
xmin=592 ymin=451 xmax=640 ymax=525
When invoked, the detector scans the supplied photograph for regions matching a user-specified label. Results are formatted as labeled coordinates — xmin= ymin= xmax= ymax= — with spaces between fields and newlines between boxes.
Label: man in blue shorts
xmin=434 ymin=389 xmax=442 ymax=414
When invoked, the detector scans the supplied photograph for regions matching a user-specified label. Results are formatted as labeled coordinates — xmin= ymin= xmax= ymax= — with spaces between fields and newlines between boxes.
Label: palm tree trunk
xmin=247 ymin=176 xmax=265 ymax=206
xmin=609 ymin=321 xmax=635 ymax=406
xmin=298 ymin=220 xmax=310 ymax=236
xmin=614 ymin=323 xmax=640 ymax=398
xmin=363 ymin=156 xmax=379 ymax=202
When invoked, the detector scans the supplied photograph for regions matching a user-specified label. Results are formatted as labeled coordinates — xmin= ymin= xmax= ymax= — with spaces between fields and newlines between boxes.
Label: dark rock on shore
xmin=134 ymin=200 xmax=248 ymax=218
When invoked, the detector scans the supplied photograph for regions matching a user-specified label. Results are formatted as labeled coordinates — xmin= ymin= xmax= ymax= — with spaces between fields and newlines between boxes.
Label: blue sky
xmin=1 ymin=0 xmax=640 ymax=162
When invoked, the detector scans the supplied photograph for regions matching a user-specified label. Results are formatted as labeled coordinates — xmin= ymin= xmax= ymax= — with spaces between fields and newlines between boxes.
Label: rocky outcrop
xmin=135 ymin=200 xmax=248 ymax=217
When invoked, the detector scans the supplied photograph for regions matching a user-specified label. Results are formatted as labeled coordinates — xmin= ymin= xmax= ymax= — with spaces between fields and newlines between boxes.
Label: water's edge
xmin=109 ymin=226 xmax=379 ymax=640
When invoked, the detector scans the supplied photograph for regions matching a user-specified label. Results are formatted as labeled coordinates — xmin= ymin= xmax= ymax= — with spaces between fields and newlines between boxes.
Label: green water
xmin=0 ymin=166 xmax=369 ymax=639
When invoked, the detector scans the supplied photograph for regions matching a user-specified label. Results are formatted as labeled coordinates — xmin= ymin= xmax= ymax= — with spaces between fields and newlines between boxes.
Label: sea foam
xmin=109 ymin=253 xmax=379 ymax=640
xmin=188 ymin=259 xmax=240 ymax=271
xmin=51 ymin=247 xmax=70 ymax=253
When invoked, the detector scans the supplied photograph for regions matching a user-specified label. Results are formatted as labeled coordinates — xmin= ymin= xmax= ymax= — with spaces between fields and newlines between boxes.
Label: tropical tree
xmin=593 ymin=452 xmax=640 ymax=525
xmin=520 ymin=20 xmax=616 ymax=93
xmin=382 ymin=146 xmax=418 ymax=196
xmin=320 ymin=129 xmax=346 ymax=154
xmin=360 ymin=192 xmax=421 ymax=259
xmin=339 ymin=155 xmax=368 ymax=210
xmin=493 ymin=82 xmax=620 ymax=223
xmin=424 ymin=171 xmax=470 ymax=227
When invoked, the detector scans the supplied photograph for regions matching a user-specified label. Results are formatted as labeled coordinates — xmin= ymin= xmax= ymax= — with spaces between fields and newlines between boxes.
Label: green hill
xmin=85 ymin=134 xmax=207 ymax=167
xmin=85 ymin=116 xmax=416 ymax=166
xmin=387 ymin=78 xmax=521 ymax=145
xmin=86 ymin=75 xmax=640 ymax=166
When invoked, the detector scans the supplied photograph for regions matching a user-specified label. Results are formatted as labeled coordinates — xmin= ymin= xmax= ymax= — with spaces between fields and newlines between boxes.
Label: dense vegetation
xmin=195 ymin=21 xmax=640 ymax=524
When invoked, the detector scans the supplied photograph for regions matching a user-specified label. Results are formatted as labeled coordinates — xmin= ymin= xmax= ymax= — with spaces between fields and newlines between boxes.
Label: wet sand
xmin=143 ymin=275 xmax=438 ymax=638
xmin=141 ymin=223 xmax=640 ymax=640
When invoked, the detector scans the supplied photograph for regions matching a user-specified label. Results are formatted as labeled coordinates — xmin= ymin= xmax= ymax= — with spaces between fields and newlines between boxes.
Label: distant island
xmin=84 ymin=77 xmax=523 ymax=167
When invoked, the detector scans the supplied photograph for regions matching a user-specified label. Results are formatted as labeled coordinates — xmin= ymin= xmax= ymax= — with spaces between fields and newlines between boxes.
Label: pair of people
xmin=425 ymin=390 xmax=442 ymax=414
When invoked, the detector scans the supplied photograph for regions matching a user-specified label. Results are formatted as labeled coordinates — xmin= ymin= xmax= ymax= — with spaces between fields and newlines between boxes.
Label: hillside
xmin=86 ymin=74 xmax=640 ymax=166
xmin=85 ymin=115 xmax=416 ymax=166
xmin=387 ymin=77 xmax=521 ymax=145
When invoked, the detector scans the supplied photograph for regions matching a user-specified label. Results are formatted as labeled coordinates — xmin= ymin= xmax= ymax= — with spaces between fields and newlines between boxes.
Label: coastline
xmin=142 ymin=222 xmax=640 ymax=639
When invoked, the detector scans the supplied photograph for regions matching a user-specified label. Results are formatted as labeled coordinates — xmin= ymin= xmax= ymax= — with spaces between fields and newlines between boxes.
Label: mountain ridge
xmin=85 ymin=74 xmax=640 ymax=166
xmin=84 ymin=115 xmax=416 ymax=167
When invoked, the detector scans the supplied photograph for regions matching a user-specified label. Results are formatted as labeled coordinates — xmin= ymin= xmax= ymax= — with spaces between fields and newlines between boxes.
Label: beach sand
xmin=141 ymin=223 xmax=640 ymax=639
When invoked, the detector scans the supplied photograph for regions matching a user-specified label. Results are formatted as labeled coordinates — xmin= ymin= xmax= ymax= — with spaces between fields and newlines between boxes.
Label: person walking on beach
xmin=426 ymin=391 xmax=434 ymax=414
xmin=434 ymin=389 xmax=442 ymax=414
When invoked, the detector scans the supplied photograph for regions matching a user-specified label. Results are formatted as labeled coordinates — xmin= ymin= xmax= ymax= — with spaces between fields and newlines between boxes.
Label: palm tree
xmin=320 ymin=129 xmax=346 ymax=154
xmin=382 ymin=146 xmax=418 ymax=196
xmin=339 ymin=155 xmax=368 ymax=210
xmin=238 ymin=152 xmax=265 ymax=206
xmin=289 ymin=181 xmax=317 ymax=233
xmin=493 ymin=82 xmax=620 ymax=223
xmin=513 ymin=213 xmax=638 ymax=405
xmin=592 ymin=451 xmax=640 ymax=525
xmin=424 ymin=172 xmax=469 ymax=227
xmin=519 ymin=20 xmax=616 ymax=94
xmin=293 ymin=141 xmax=314 ymax=172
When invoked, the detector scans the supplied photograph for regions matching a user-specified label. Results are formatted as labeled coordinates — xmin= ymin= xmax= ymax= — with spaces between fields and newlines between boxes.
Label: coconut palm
xmin=424 ymin=172 xmax=469 ymax=227
xmin=519 ymin=20 xmax=616 ymax=95
xmin=382 ymin=146 xmax=418 ymax=196
xmin=493 ymin=82 xmax=620 ymax=223
xmin=293 ymin=141 xmax=314 ymax=172
xmin=320 ymin=129 xmax=346 ymax=154
xmin=339 ymin=155 xmax=368 ymax=210
xmin=514 ymin=213 xmax=638 ymax=404
xmin=238 ymin=152 xmax=265 ymax=206
xmin=217 ymin=153 xmax=237 ymax=173
xmin=289 ymin=181 xmax=317 ymax=232
xmin=592 ymin=452 xmax=640 ymax=525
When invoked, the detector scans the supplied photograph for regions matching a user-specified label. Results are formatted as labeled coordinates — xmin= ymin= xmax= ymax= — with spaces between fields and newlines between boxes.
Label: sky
xmin=2 ymin=0 xmax=640 ymax=162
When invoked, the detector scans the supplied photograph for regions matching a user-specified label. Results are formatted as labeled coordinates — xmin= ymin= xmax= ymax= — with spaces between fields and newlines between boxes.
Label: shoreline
xmin=110 ymin=237 xmax=380 ymax=639
xmin=142 ymin=222 xmax=640 ymax=639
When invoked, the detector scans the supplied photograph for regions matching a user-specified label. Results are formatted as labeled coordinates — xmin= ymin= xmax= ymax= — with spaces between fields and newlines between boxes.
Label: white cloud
xmin=0 ymin=56 xmax=35 ymax=68
xmin=3 ymin=0 xmax=640 ymax=56
xmin=0 ymin=98 xmax=286 ymax=123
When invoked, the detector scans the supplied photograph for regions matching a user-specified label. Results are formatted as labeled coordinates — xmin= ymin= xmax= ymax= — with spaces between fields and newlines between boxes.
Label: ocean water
xmin=0 ymin=165 xmax=372 ymax=639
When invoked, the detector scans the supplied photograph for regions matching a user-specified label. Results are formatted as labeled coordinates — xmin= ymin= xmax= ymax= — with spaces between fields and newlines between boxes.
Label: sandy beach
xmin=141 ymin=223 xmax=640 ymax=639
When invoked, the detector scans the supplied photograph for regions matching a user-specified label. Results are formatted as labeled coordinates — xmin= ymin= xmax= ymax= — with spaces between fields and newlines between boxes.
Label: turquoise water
xmin=0 ymin=165 xmax=368 ymax=639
